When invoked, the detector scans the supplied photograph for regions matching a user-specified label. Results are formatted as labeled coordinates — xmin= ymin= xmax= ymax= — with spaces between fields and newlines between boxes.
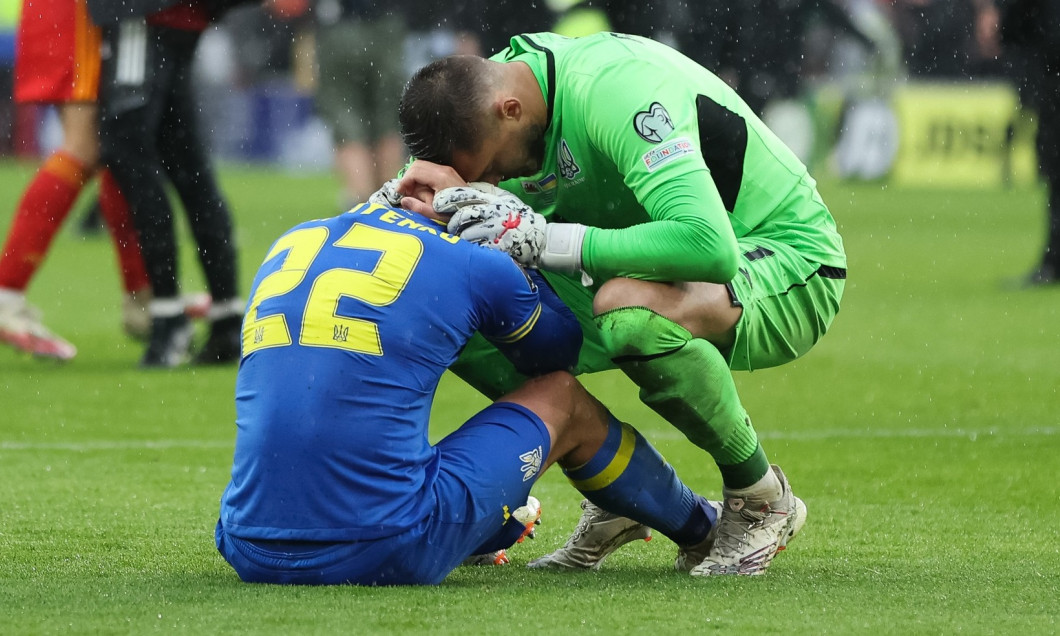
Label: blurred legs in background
xmin=1 ymin=0 xmax=150 ymax=361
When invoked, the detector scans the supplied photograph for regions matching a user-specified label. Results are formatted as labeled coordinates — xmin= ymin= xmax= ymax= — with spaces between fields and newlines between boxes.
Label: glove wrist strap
xmin=540 ymin=223 xmax=591 ymax=284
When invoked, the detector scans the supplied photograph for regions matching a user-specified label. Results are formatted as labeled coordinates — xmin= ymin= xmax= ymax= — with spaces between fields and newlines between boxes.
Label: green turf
xmin=0 ymin=160 xmax=1057 ymax=634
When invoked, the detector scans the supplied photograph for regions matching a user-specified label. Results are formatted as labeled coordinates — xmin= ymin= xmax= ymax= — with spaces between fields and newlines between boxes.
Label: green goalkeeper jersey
xmin=491 ymin=32 xmax=847 ymax=283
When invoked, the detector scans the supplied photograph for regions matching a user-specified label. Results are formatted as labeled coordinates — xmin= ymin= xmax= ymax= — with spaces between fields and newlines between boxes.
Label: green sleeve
xmin=574 ymin=61 xmax=741 ymax=283
xmin=582 ymin=170 xmax=740 ymax=283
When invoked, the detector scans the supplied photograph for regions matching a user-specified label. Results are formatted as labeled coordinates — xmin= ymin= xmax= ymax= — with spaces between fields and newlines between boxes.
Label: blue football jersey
xmin=219 ymin=203 xmax=570 ymax=542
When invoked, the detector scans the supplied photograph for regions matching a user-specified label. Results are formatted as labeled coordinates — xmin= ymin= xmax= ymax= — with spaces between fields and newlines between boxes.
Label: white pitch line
xmin=0 ymin=439 xmax=233 ymax=451
xmin=643 ymin=426 xmax=1059 ymax=443
xmin=0 ymin=426 xmax=1056 ymax=452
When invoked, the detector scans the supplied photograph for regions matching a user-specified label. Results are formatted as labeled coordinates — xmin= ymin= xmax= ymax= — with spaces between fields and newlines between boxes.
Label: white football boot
xmin=123 ymin=290 xmax=211 ymax=341
xmin=673 ymin=499 xmax=725 ymax=572
xmin=512 ymin=495 xmax=542 ymax=543
xmin=0 ymin=292 xmax=76 ymax=361
xmin=139 ymin=314 xmax=194 ymax=368
xmin=461 ymin=550 xmax=511 ymax=566
xmin=462 ymin=496 xmax=542 ymax=567
xmin=527 ymin=499 xmax=651 ymax=570
xmin=122 ymin=289 xmax=151 ymax=340
xmin=690 ymin=465 xmax=806 ymax=576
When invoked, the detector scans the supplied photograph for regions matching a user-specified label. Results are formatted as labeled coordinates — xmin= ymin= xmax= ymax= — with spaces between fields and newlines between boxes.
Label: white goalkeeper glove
xmin=434 ymin=184 xmax=590 ymax=282
xmin=367 ymin=178 xmax=403 ymax=208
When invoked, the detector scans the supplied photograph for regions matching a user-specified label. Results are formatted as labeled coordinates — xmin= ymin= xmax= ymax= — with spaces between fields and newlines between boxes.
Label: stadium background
xmin=0 ymin=1 xmax=1056 ymax=633
xmin=0 ymin=0 xmax=1042 ymax=189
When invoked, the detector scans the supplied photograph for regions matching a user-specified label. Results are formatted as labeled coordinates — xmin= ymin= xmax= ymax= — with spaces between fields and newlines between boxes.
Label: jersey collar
xmin=497 ymin=34 xmax=556 ymax=131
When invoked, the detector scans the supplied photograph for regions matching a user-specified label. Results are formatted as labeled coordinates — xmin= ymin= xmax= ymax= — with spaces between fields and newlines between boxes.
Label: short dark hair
xmin=399 ymin=56 xmax=490 ymax=165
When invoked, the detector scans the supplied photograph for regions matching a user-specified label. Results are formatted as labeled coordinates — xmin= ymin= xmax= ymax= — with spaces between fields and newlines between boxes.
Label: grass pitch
xmin=0 ymin=161 xmax=1057 ymax=634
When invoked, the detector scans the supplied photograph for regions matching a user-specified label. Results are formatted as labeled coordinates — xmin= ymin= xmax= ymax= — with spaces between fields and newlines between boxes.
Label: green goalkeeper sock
xmin=595 ymin=306 xmax=770 ymax=489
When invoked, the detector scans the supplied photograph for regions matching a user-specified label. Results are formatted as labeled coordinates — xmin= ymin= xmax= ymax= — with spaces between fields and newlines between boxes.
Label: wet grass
xmin=1 ymin=161 xmax=1057 ymax=634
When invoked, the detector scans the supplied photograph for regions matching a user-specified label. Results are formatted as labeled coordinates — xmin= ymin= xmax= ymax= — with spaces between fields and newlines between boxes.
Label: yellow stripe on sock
xmin=567 ymin=423 xmax=636 ymax=491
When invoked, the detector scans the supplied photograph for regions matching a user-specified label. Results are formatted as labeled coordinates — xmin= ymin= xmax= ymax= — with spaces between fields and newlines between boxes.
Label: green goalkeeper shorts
xmin=450 ymin=237 xmax=845 ymax=397
xmin=722 ymin=237 xmax=845 ymax=371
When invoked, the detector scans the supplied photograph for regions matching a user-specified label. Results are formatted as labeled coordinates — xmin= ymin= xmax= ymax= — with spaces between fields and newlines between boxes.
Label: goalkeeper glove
xmin=367 ymin=179 xmax=403 ymax=208
xmin=434 ymin=185 xmax=590 ymax=282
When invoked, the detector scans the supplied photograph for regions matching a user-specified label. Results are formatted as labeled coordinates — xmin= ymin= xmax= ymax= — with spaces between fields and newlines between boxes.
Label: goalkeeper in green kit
xmin=390 ymin=31 xmax=846 ymax=577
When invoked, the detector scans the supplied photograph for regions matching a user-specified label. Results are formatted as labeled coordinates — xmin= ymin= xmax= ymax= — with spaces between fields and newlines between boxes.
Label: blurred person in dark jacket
xmin=89 ymin=0 xmax=250 ymax=366
xmin=677 ymin=0 xmax=877 ymax=117
xmin=984 ymin=0 xmax=1060 ymax=285
xmin=463 ymin=0 xmax=556 ymax=56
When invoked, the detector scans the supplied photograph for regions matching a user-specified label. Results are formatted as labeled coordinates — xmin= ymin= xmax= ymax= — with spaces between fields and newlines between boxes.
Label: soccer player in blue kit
xmin=214 ymin=195 xmax=722 ymax=585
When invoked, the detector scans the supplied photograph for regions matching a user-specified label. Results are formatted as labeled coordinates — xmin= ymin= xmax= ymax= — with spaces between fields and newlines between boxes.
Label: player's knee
xmin=532 ymin=369 xmax=576 ymax=385
xmin=60 ymin=138 xmax=100 ymax=169
xmin=509 ymin=370 xmax=580 ymax=408
xmin=531 ymin=370 xmax=580 ymax=400
xmin=593 ymin=306 xmax=692 ymax=360
xmin=506 ymin=370 xmax=589 ymax=442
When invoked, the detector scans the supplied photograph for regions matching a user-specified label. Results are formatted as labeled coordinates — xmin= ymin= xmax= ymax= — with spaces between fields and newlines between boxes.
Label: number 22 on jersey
xmin=242 ymin=223 xmax=423 ymax=357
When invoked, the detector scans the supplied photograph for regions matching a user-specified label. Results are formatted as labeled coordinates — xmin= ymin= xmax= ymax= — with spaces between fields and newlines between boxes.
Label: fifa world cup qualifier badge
xmin=635 ymin=102 xmax=695 ymax=172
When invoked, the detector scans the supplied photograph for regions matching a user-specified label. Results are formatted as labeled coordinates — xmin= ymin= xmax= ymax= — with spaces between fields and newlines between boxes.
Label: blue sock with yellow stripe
xmin=564 ymin=417 xmax=717 ymax=545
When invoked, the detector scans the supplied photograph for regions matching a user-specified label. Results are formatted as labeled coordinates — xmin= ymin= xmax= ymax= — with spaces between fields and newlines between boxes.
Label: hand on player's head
xmin=397 ymin=181 xmax=437 ymax=216
xmin=395 ymin=161 xmax=468 ymax=213
xmin=367 ymin=177 xmax=440 ymax=219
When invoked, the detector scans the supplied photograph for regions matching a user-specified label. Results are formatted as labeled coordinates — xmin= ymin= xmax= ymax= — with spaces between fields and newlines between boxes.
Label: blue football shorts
xmin=215 ymin=402 xmax=551 ymax=585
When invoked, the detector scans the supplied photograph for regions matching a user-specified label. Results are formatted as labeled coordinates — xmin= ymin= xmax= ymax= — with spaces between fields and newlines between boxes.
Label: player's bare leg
xmin=0 ymin=102 xmax=100 ymax=361
xmin=334 ymin=135 xmax=405 ymax=208
xmin=507 ymin=372 xmax=719 ymax=572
